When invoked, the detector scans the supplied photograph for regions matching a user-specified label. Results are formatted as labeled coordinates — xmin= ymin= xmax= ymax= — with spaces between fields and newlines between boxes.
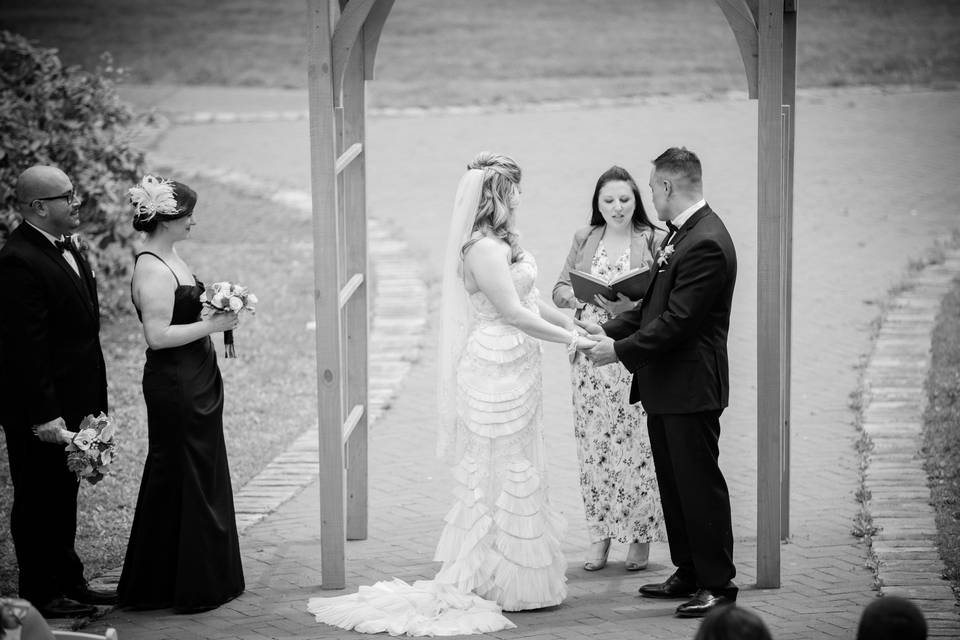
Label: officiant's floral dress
xmin=571 ymin=241 xmax=665 ymax=544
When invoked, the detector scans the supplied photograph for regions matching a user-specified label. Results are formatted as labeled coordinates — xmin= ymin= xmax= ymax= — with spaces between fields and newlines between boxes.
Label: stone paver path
xmin=83 ymin=86 xmax=960 ymax=639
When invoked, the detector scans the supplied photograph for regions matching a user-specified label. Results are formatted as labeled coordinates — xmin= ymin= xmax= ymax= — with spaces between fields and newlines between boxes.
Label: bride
xmin=308 ymin=152 xmax=596 ymax=635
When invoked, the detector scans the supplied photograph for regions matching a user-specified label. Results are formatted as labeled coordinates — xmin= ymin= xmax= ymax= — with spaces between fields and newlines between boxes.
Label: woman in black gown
xmin=118 ymin=177 xmax=244 ymax=613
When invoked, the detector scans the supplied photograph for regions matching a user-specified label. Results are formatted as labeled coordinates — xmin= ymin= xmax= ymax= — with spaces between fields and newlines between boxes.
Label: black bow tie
xmin=55 ymin=236 xmax=73 ymax=252
xmin=666 ymin=221 xmax=678 ymax=233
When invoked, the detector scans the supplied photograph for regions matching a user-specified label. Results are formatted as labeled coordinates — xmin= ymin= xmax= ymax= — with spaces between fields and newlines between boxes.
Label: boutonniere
xmin=70 ymin=234 xmax=86 ymax=254
xmin=656 ymin=244 xmax=675 ymax=267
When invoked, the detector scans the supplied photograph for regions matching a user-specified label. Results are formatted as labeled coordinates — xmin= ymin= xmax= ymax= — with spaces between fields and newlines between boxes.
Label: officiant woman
xmin=552 ymin=165 xmax=666 ymax=571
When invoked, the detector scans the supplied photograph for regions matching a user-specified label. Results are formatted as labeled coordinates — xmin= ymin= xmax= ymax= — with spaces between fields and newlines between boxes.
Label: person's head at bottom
xmin=857 ymin=595 xmax=927 ymax=640
xmin=693 ymin=604 xmax=772 ymax=640
xmin=1 ymin=598 xmax=54 ymax=640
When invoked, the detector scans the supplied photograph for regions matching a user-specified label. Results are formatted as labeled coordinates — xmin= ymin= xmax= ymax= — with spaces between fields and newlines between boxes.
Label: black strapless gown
xmin=118 ymin=279 xmax=244 ymax=613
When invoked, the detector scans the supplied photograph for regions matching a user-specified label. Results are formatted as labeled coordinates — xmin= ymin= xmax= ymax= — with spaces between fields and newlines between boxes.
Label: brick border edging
xmin=858 ymin=246 xmax=960 ymax=631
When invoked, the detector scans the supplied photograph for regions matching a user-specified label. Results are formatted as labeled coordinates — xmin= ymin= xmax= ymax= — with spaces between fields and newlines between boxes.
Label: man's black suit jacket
xmin=0 ymin=221 xmax=107 ymax=429
xmin=603 ymin=205 xmax=736 ymax=414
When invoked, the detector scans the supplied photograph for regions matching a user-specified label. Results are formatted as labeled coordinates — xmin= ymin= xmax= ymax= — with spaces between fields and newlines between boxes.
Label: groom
xmin=0 ymin=166 xmax=115 ymax=617
xmin=582 ymin=147 xmax=737 ymax=618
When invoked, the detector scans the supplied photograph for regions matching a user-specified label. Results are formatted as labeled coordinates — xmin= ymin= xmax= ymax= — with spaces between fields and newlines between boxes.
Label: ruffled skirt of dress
xmin=308 ymin=323 xmax=566 ymax=636
xmin=433 ymin=322 xmax=567 ymax=612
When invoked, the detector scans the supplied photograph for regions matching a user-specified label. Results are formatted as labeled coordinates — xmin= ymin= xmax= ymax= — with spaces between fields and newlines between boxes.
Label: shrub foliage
xmin=0 ymin=30 xmax=147 ymax=314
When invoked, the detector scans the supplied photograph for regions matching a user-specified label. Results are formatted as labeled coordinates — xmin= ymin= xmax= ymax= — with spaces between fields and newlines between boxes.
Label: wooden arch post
xmin=305 ymin=0 xmax=394 ymax=590
xmin=717 ymin=0 xmax=798 ymax=588
xmin=305 ymin=0 xmax=796 ymax=590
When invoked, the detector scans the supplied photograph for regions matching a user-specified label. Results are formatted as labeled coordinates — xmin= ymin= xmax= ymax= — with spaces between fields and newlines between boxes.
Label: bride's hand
xmin=573 ymin=317 xmax=605 ymax=338
xmin=575 ymin=335 xmax=599 ymax=351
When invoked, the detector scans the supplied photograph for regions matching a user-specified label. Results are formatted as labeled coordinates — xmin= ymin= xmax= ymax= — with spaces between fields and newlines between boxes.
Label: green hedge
xmin=0 ymin=30 xmax=147 ymax=315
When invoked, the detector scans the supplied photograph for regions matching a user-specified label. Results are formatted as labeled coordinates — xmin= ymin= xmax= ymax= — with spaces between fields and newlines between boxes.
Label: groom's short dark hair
xmin=653 ymin=147 xmax=702 ymax=186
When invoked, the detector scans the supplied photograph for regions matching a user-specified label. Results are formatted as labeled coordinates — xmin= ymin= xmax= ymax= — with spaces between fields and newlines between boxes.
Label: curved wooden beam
xmin=331 ymin=0 xmax=378 ymax=101
xmin=363 ymin=0 xmax=395 ymax=81
xmin=715 ymin=0 xmax=759 ymax=99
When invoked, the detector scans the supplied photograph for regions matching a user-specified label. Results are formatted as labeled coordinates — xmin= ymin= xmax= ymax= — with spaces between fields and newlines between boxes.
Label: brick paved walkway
xmin=85 ymin=87 xmax=960 ymax=639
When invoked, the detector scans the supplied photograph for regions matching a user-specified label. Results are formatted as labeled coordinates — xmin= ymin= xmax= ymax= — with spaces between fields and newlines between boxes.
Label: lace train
xmin=307 ymin=579 xmax=516 ymax=636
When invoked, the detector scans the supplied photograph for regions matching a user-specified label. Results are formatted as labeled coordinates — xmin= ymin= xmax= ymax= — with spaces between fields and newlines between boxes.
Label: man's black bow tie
xmin=666 ymin=221 xmax=679 ymax=233
xmin=55 ymin=235 xmax=73 ymax=252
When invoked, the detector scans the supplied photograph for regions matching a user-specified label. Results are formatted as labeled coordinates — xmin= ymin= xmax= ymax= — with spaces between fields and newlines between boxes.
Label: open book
xmin=569 ymin=266 xmax=651 ymax=303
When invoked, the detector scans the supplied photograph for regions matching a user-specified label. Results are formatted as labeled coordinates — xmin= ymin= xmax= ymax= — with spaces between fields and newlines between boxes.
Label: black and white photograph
xmin=0 ymin=1 xmax=958 ymax=638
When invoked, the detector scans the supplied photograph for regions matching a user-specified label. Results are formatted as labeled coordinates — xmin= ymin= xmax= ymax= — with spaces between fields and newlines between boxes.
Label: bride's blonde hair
xmin=461 ymin=151 xmax=523 ymax=262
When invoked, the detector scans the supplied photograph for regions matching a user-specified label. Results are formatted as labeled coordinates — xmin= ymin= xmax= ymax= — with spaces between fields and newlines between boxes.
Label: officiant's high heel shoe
xmin=583 ymin=538 xmax=611 ymax=571
xmin=625 ymin=541 xmax=649 ymax=571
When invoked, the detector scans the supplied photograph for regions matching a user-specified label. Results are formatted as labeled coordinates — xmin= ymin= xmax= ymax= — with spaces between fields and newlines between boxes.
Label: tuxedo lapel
xmin=19 ymin=224 xmax=98 ymax=321
xmin=642 ymin=206 xmax=712 ymax=303
xmin=668 ymin=205 xmax=710 ymax=250
xmin=69 ymin=244 xmax=99 ymax=310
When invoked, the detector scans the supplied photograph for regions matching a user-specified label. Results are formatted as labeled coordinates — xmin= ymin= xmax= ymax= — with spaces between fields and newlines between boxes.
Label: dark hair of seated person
xmin=856 ymin=595 xmax=927 ymax=640
xmin=693 ymin=604 xmax=773 ymax=640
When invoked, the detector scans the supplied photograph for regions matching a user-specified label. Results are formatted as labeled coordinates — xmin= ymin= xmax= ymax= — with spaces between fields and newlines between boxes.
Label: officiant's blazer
xmin=552 ymin=224 xmax=665 ymax=313
xmin=0 ymin=221 xmax=107 ymax=429
xmin=602 ymin=204 xmax=736 ymax=414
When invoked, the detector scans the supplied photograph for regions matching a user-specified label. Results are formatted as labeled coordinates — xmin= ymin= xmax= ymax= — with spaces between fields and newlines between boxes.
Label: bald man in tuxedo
xmin=0 ymin=166 xmax=115 ymax=617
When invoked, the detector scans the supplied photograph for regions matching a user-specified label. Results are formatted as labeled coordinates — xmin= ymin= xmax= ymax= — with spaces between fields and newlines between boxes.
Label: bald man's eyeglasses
xmin=31 ymin=191 xmax=80 ymax=205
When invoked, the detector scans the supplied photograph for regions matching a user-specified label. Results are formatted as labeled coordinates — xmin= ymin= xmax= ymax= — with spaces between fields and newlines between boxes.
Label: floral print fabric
xmin=571 ymin=240 xmax=666 ymax=544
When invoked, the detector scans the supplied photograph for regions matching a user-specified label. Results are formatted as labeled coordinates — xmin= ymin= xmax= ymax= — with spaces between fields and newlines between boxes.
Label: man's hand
xmin=586 ymin=336 xmax=619 ymax=366
xmin=574 ymin=317 xmax=605 ymax=338
xmin=33 ymin=417 xmax=67 ymax=444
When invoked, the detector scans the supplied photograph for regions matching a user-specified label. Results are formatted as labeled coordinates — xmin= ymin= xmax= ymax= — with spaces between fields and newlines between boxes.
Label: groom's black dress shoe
xmin=637 ymin=572 xmax=698 ymax=599
xmin=64 ymin=583 xmax=118 ymax=606
xmin=35 ymin=597 xmax=97 ymax=618
xmin=675 ymin=588 xmax=737 ymax=618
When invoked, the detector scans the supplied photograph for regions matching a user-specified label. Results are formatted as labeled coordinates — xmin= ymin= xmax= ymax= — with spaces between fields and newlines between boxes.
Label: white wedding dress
xmin=308 ymin=252 xmax=567 ymax=636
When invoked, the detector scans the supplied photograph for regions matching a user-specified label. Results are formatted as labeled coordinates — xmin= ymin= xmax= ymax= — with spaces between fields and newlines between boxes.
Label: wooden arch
xmin=306 ymin=0 xmax=796 ymax=590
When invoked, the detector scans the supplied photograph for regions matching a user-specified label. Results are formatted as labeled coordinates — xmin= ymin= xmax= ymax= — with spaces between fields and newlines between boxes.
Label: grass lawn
xmin=923 ymin=278 xmax=960 ymax=599
xmin=0 ymin=180 xmax=321 ymax=595
xmin=0 ymin=0 xmax=958 ymax=108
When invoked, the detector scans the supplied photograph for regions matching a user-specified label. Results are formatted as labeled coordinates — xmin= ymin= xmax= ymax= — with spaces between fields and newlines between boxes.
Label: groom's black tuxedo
xmin=603 ymin=204 xmax=737 ymax=594
xmin=0 ymin=221 xmax=108 ymax=604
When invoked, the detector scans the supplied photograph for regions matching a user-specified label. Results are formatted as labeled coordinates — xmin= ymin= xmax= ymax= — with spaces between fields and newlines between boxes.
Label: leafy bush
xmin=0 ymin=30 xmax=147 ymax=315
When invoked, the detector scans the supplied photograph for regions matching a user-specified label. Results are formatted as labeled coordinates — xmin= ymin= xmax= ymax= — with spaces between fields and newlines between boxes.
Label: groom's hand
xmin=573 ymin=318 xmax=605 ymax=338
xmin=586 ymin=336 xmax=619 ymax=366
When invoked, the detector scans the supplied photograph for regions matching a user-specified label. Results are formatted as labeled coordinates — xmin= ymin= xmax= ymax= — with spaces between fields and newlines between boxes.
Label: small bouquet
xmin=62 ymin=412 xmax=117 ymax=485
xmin=200 ymin=281 xmax=258 ymax=357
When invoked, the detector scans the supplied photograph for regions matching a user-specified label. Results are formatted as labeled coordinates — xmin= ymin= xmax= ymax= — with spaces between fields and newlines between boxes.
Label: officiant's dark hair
xmin=132 ymin=180 xmax=197 ymax=233
xmin=589 ymin=165 xmax=654 ymax=231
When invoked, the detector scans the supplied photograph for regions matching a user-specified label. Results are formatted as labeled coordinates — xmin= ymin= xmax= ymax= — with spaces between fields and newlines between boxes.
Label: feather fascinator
xmin=128 ymin=175 xmax=180 ymax=223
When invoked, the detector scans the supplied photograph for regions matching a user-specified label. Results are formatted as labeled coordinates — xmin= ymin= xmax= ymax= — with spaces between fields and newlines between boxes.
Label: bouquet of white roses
xmin=200 ymin=281 xmax=258 ymax=357
xmin=62 ymin=412 xmax=117 ymax=485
